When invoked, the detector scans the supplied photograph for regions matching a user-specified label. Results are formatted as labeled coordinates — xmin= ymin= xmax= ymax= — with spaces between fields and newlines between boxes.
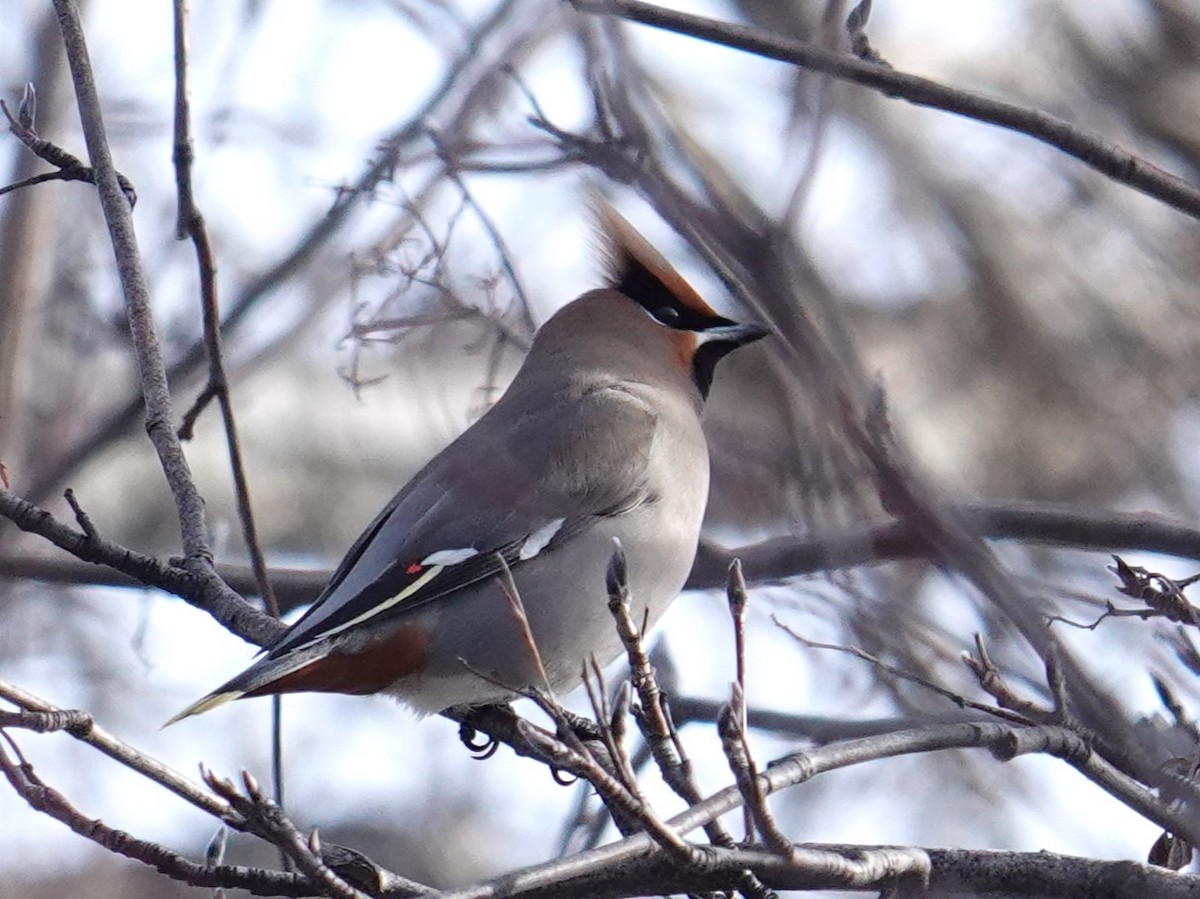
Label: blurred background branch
xmin=3 ymin=0 xmax=1200 ymax=896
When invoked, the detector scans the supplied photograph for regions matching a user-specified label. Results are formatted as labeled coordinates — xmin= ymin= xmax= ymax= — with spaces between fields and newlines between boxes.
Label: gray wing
xmin=266 ymin=384 xmax=657 ymax=656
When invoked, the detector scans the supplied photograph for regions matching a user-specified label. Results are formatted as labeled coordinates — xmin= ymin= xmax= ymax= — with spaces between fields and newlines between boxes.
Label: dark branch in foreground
xmin=10 ymin=669 xmax=1194 ymax=897
xmin=6 ymin=562 xmax=1200 ymax=899
xmin=0 ymin=739 xmax=311 ymax=897
xmin=434 ymin=843 xmax=1200 ymax=899
xmin=429 ymin=719 xmax=1200 ymax=898
xmin=51 ymin=0 xmax=244 ymax=643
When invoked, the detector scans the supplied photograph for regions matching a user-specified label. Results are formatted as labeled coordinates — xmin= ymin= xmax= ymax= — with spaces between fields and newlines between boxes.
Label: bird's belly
xmin=385 ymin=497 xmax=704 ymax=715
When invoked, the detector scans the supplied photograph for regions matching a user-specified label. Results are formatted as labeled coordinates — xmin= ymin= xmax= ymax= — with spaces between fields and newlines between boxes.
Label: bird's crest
xmin=593 ymin=200 xmax=720 ymax=320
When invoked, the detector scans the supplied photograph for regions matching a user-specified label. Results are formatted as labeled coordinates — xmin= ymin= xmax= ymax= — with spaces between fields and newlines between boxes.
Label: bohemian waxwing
xmin=168 ymin=205 xmax=767 ymax=722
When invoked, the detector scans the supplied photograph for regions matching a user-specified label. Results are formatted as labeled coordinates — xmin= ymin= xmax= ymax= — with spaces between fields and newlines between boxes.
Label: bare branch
xmin=202 ymin=769 xmax=373 ymax=899
xmin=0 ymin=739 xmax=312 ymax=898
xmin=0 ymin=486 xmax=283 ymax=647
xmin=717 ymin=685 xmax=793 ymax=858
xmin=582 ymin=0 xmax=1200 ymax=220
xmin=777 ymin=619 xmax=1034 ymax=726
xmin=605 ymin=542 xmax=767 ymax=896
xmin=0 ymin=680 xmax=237 ymax=821
xmin=8 ymin=497 xmax=1200 ymax=611
xmin=688 ymin=502 xmax=1200 ymax=589
xmin=481 ymin=720 xmax=1199 ymax=898
xmin=0 ymin=86 xmax=137 ymax=205
xmin=50 ymin=2 xmax=229 ymax=629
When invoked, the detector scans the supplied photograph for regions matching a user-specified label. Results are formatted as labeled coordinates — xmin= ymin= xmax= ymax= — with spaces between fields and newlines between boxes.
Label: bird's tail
xmin=163 ymin=687 xmax=246 ymax=726
xmin=163 ymin=645 xmax=326 ymax=727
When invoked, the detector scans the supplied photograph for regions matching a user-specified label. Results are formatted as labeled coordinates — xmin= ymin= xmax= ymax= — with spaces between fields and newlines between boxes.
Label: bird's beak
xmin=701 ymin=321 xmax=771 ymax=348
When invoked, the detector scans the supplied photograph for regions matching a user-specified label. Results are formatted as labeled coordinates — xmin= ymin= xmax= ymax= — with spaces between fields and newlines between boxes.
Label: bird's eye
xmin=653 ymin=305 xmax=682 ymax=326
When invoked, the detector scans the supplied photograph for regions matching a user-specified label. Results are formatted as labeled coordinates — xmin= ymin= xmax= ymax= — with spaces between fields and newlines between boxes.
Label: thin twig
xmin=582 ymin=657 xmax=639 ymax=795
xmin=62 ymin=487 xmax=98 ymax=539
xmin=203 ymin=768 xmax=372 ymax=899
xmin=0 ymin=169 xmax=81 ymax=198
xmin=0 ymin=85 xmax=137 ymax=205
xmin=485 ymin=561 xmax=702 ymax=858
xmin=169 ymin=0 xmax=285 ymax=824
xmin=428 ymin=128 xmax=536 ymax=333
xmin=605 ymin=542 xmax=770 ymax=897
xmin=777 ymin=619 xmax=1034 ymax=726
xmin=26 ymin=0 xmax=541 ymax=506
xmin=961 ymin=633 xmax=1049 ymax=720
xmin=726 ymin=559 xmax=755 ymax=842
xmin=460 ymin=574 xmax=709 ymax=868
xmin=718 ymin=685 xmax=794 ymax=858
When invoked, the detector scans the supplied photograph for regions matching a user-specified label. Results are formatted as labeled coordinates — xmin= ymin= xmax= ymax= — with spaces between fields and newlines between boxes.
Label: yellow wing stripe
xmin=297 ymin=564 xmax=444 ymax=647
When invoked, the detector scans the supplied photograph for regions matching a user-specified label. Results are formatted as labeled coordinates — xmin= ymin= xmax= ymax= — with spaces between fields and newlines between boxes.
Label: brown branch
xmin=512 ymin=685 xmax=711 ymax=868
xmin=962 ymin=633 xmax=1060 ymax=724
xmin=725 ymin=562 xmax=757 ymax=845
xmin=580 ymin=662 xmax=639 ymax=799
xmin=479 ymin=571 xmax=708 ymax=868
xmin=604 ymin=544 xmax=770 ymax=897
xmin=717 ymin=685 xmax=792 ymax=858
xmin=583 ymin=0 xmax=1200 ymax=220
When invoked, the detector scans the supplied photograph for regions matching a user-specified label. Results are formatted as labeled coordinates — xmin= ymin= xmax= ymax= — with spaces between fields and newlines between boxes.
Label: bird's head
xmin=555 ymin=201 xmax=769 ymax=399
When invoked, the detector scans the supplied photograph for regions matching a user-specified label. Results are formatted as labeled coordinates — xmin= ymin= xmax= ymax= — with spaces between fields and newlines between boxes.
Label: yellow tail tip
xmin=162 ymin=690 xmax=244 ymax=728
